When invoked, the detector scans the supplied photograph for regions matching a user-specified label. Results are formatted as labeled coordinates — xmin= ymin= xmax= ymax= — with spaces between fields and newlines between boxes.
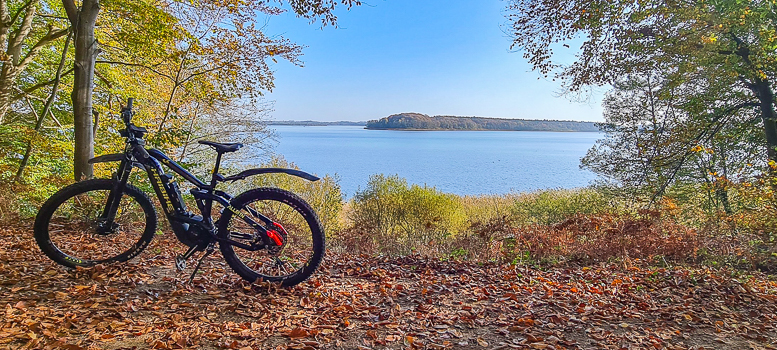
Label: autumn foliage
xmin=513 ymin=212 xmax=699 ymax=264
xmin=2 ymin=220 xmax=777 ymax=349
xmin=2 ymin=171 xmax=777 ymax=349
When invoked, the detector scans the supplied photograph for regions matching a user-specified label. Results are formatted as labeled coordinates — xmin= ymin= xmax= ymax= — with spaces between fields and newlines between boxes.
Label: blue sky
xmin=263 ymin=0 xmax=604 ymax=122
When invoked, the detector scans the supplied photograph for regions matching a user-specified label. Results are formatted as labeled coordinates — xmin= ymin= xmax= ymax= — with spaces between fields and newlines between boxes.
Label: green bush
xmin=348 ymin=174 xmax=466 ymax=254
xmin=0 ymin=123 xmax=75 ymax=218
xmin=510 ymin=188 xmax=615 ymax=226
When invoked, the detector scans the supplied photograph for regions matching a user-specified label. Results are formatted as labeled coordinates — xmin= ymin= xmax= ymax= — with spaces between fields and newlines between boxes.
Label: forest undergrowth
xmin=1 ymin=219 xmax=776 ymax=349
xmin=2 ymin=171 xmax=777 ymax=349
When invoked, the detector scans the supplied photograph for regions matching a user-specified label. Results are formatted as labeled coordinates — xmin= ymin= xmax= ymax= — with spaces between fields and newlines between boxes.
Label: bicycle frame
xmin=32 ymin=98 xmax=327 ymax=286
xmin=89 ymin=114 xmax=320 ymax=255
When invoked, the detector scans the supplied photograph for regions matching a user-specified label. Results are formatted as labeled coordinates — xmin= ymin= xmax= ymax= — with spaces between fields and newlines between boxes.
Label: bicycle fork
xmin=98 ymin=155 xmax=134 ymax=234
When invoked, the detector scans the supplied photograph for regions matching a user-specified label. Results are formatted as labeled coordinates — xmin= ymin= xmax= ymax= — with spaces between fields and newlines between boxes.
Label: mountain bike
xmin=33 ymin=98 xmax=325 ymax=286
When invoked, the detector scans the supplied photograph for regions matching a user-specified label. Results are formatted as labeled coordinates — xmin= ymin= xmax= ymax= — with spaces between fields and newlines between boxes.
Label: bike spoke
xmin=225 ymin=193 xmax=318 ymax=281
xmin=46 ymin=186 xmax=149 ymax=263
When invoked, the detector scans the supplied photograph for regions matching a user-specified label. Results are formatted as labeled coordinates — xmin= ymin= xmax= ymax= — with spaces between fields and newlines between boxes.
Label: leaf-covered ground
xmin=1 ymin=224 xmax=777 ymax=350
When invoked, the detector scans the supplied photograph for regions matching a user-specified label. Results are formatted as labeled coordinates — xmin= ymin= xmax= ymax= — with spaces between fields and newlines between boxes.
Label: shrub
xmin=482 ymin=213 xmax=697 ymax=265
xmin=509 ymin=188 xmax=617 ymax=226
xmin=0 ymin=123 xmax=76 ymax=218
xmin=345 ymin=174 xmax=467 ymax=255
xmin=727 ymin=175 xmax=777 ymax=234
xmin=698 ymin=175 xmax=777 ymax=271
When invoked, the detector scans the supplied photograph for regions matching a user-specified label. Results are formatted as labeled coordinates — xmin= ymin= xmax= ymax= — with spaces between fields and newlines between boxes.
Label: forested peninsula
xmin=366 ymin=113 xmax=600 ymax=131
xmin=268 ymin=120 xmax=367 ymax=126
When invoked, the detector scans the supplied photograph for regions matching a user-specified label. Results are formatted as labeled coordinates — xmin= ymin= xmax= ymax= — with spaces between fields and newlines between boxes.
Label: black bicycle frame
xmin=90 ymin=140 xmax=319 ymax=251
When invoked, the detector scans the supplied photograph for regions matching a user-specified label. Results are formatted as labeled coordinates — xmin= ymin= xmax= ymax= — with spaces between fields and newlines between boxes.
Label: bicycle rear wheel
xmin=34 ymin=179 xmax=157 ymax=267
xmin=218 ymin=188 xmax=324 ymax=287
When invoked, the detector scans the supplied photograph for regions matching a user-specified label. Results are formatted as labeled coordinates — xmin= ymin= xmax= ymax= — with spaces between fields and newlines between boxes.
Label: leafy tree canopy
xmin=508 ymin=0 xmax=777 ymax=92
xmin=1 ymin=0 xmax=360 ymax=184
xmin=508 ymin=0 xmax=777 ymax=181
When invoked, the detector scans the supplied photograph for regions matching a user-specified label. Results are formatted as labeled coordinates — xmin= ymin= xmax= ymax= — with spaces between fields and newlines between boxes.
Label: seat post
xmin=210 ymin=152 xmax=223 ymax=187
xmin=201 ymin=151 xmax=224 ymax=226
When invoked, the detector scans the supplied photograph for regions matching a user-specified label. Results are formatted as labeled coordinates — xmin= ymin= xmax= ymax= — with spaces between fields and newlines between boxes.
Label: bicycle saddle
xmin=198 ymin=140 xmax=243 ymax=153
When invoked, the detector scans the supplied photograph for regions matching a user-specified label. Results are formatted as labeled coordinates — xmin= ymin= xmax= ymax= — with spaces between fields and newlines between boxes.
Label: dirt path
xmin=1 ymin=225 xmax=776 ymax=349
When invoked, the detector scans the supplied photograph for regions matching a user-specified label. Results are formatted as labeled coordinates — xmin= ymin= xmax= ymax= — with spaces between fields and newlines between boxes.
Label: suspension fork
xmin=101 ymin=152 xmax=134 ymax=222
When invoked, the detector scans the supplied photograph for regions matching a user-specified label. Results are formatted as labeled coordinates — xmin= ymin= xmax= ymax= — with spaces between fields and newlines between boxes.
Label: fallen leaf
xmin=477 ymin=337 xmax=488 ymax=347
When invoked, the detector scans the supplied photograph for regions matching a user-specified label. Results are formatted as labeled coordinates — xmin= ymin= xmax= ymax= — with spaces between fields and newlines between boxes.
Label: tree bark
xmin=755 ymin=81 xmax=777 ymax=164
xmin=0 ymin=0 xmax=35 ymax=123
xmin=61 ymin=0 xmax=78 ymax=26
xmin=0 ymin=69 xmax=18 ymax=122
xmin=715 ymin=187 xmax=732 ymax=215
xmin=71 ymin=0 xmax=100 ymax=181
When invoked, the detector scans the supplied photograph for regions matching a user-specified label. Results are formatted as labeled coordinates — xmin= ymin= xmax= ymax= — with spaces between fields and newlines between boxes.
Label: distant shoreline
xmin=365 ymin=127 xmax=599 ymax=132
xmin=268 ymin=120 xmax=366 ymax=126
xmin=269 ymin=115 xmax=601 ymax=132
xmin=366 ymin=113 xmax=601 ymax=132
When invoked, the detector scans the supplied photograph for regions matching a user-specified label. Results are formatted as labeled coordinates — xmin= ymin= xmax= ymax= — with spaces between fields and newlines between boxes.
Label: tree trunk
xmin=753 ymin=81 xmax=777 ymax=168
xmin=761 ymin=107 xmax=777 ymax=165
xmin=754 ymin=83 xmax=777 ymax=149
xmin=0 ymin=0 xmax=36 ymax=123
xmin=0 ymin=69 xmax=16 ymax=122
xmin=715 ymin=187 xmax=732 ymax=215
xmin=71 ymin=0 xmax=100 ymax=181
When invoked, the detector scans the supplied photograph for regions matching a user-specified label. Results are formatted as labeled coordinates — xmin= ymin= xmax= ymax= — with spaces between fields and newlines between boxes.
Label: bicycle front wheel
xmin=34 ymin=179 xmax=157 ymax=267
xmin=218 ymin=188 xmax=325 ymax=287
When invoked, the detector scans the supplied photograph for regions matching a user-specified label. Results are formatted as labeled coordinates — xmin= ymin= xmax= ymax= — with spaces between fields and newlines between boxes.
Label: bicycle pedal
xmin=175 ymin=255 xmax=187 ymax=271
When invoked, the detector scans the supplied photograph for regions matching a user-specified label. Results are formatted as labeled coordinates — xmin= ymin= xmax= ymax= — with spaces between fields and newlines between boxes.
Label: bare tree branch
xmin=95 ymin=60 xmax=176 ymax=80
xmin=650 ymin=101 xmax=760 ymax=203
xmin=21 ymin=68 xmax=74 ymax=94
xmin=18 ymin=27 xmax=69 ymax=68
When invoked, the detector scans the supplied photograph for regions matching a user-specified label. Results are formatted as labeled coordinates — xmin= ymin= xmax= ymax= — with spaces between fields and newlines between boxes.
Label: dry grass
xmin=3 ymin=175 xmax=776 ymax=272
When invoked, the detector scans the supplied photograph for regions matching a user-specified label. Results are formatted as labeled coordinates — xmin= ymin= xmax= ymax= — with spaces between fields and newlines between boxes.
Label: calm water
xmin=266 ymin=126 xmax=601 ymax=197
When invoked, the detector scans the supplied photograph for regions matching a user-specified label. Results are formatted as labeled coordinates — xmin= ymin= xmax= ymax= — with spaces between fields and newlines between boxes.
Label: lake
xmin=266 ymin=126 xmax=601 ymax=197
